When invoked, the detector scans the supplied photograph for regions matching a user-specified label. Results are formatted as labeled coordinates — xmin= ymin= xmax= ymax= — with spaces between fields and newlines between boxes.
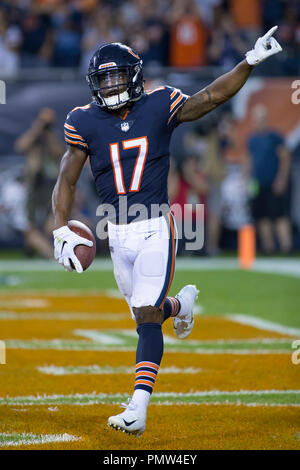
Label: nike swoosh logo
xmin=61 ymin=241 xmax=67 ymax=254
xmin=123 ymin=419 xmax=137 ymax=427
xmin=144 ymin=231 xmax=157 ymax=240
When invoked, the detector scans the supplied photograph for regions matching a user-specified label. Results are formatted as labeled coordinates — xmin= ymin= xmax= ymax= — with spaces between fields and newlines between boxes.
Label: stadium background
xmin=0 ymin=0 xmax=299 ymax=451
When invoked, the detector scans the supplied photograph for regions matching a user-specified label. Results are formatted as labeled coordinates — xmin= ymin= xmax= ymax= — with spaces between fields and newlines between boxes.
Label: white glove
xmin=246 ymin=26 xmax=282 ymax=66
xmin=53 ymin=225 xmax=93 ymax=273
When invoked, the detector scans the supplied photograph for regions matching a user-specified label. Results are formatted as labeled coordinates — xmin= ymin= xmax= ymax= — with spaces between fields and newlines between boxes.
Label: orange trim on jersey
xmin=65 ymin=137 xmax=88 ymax=148
xmin=170 ymin=94 xmax=183 ymax=112
xmin=64 ymin=123 xmax=76 ymax=131
xmin=109 ymin=142 xmax=126 ymax=195
xmin=170 ymin=90 xmax=178 ymax=99
xmin=71 ymin=104 xmax=91 ymax=112
xmin=159 ymin=213 xmax=175 ymax=309
xmin=135 ymin=371 xmax=157 ymax=380
xmin=146 ymin=86 xmax=166 ymax=95
xmin=168 ymin=99 xmax=187 ymax=124
xmin=121 ymin=110 xmax=129 ymax=121
xmin=135 ymin=379 xmax=154 ymax=388
xmin=64 ymin=130 xmax=85 ymax=141
xmin=136 ymin=361 xmax=159 ymax=371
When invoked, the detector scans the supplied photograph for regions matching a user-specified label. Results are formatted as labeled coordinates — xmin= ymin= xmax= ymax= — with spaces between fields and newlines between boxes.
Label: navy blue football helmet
xmin=86 ymin=43 xmax=144 ymax=110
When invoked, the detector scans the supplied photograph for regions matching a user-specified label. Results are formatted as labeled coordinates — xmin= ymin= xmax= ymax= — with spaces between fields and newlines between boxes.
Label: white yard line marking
xmin=0 ymin=432 xmax=80 ymax=447
xmin=0 ymin=299 xmax=49 ymax=308
xmin=74 ymin=329 xmax=125 ymax=344
xmin=0 ymin=390 xmax=299 ymax=407
xmin=37 ymin=365 xmax=202 ymax=375
xmin=228 ymin=314 xmax=300 ymax=337
xmin=193 ymin=304 xmax=203 ymax=315
xmin=105 ymin=289 xmax=125 ymax=299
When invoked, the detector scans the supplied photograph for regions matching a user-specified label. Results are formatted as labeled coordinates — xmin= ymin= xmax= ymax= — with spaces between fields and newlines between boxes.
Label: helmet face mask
xmin=89 ymin=68 xmax=130 ymax=110
xmin=86 ymin=43 xmax=144 ymax=110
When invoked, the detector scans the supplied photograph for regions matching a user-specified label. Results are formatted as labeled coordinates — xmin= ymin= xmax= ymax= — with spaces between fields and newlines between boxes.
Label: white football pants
xmin=108 ymin=213 xmax=177 ymax=320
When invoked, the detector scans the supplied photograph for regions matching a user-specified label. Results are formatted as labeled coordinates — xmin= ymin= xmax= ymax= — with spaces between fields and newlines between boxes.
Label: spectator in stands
xmin=262 ymin=0 xmax=283 ymax=32
xmin=168 ymin=0 xmax=207 ymax=67
xmin=80 ymin=5 xmax=124 ymax=74
xmin=51 ymin=1 xmax=83 ymax=67
xmin=246 ymin=104 xmax=292 ymax=254
xmin=0 ymin=7 xmax=22 ymax=76
xmin=171 ymin=153 xmax=207 ymax=255
xmin=276 ymin=3 xmax=300 ymax=76
xmin=184 ymin=115 xmax=225 ymax=256
xmin=291 ymin=141 xmax=300 ymax=241
xmin=19 ymin=9 xmax=52 ymax=67
xmin=229 ymin=0 xmax=262 ymax=43
xmin=195 ymin=0 xmax=222 ymax=28
xmin=208 ymin=11 xmax=248 ymax=71
xmin=15 ymin=108 xmax=63 ymax=258
xmin=128 ymin=18 xmax=169 ymax=68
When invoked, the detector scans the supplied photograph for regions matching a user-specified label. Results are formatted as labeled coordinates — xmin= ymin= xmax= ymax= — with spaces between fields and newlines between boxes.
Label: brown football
xmin=68 ymin=220 xmax=96 ymax=271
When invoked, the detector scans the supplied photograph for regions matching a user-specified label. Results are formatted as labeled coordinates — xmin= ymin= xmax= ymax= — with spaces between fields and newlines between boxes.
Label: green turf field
xmin=0 ymin=257 xmax=299 ymax=449
xmin=0 ymin=258 xmax=299 ymax=328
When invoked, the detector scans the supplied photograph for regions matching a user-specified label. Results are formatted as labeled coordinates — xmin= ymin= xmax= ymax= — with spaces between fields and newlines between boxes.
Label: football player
xmin=52 ymin=27 xmax=282 ymax=436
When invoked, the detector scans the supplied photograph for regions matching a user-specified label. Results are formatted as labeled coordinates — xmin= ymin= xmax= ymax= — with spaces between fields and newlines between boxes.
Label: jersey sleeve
xmin=64 ymin=111 xmax=89 ymax=154
xmin=166 ymin=86 xmax=189 ymax=131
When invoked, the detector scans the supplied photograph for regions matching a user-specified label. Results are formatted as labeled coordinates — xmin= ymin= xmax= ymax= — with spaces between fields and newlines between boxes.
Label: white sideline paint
xmin=0 ymin=432 xmax=80 ymax=447
xmin=37 ymin=365 xmax=202 ymax=375
xmin=228 ymin=314 xmax=300 ymax=337
xmin=1 ymin=258 xmax=300 ymax=278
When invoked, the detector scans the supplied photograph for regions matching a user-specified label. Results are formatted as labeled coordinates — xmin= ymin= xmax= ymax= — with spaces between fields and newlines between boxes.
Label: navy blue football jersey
xmin=64 ymin=86 xmax=189 ymax=222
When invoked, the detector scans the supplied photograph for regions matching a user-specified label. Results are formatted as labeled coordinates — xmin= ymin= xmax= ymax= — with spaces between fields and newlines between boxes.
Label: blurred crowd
xmin=0 ymin=0 xmax=299 ymax=258
xmin=5 ymin=100 xmax=295 ymax=259
xmin=0 ymin=0 xmax=300 ymax=77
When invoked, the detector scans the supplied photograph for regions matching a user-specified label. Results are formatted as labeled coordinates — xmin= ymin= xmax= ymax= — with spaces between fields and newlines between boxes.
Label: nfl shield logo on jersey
xmin=121 ymin=122 xmax=130 ymax=132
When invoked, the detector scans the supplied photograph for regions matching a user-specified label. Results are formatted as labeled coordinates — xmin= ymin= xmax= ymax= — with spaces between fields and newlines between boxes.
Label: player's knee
xmin=133 ymin=305 xmax=163 ymax=325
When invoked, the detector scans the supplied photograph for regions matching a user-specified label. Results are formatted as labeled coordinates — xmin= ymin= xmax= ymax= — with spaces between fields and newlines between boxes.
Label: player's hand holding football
xmin=246 ymin=26 xmax=282 ymax=66
xmin=53 ymin=225 xmax=93 ymax=273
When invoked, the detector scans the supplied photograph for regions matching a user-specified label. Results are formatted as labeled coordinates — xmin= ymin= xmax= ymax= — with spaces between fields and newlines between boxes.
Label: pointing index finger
xmin=263 ymin=26 xmax=278 ymax=42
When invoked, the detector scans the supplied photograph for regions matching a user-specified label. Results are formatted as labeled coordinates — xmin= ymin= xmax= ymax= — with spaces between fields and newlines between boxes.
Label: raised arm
xmin=52 ymin=145 xmax=93 ymax=273
xmin=177 ymin=60 xmax=254 ymax=122
xmin=177 ymin=26 xmax=282 ymax=123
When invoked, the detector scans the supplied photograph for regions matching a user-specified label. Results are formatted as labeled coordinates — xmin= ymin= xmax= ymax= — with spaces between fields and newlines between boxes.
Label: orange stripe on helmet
xmin=127 ymin=47 xmax=141 ymax=60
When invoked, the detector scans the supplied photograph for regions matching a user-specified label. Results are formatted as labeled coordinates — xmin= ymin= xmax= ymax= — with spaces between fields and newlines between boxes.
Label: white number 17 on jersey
xmin=109 ymin=136 xmax=148 ymax=194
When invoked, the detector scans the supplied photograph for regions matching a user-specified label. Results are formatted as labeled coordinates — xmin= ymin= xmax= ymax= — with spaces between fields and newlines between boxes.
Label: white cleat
xmin=107 ymin=400 xmax=146 ymax=437
xmin=173 ymin=284 xmax=199 ymax=339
